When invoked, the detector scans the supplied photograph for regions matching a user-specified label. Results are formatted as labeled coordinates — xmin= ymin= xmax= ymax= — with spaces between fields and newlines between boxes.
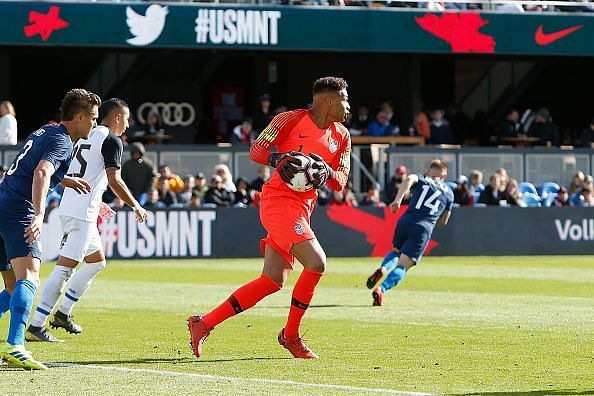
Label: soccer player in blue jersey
xmin=366 ymin=159 xmax=453 ymax=306
xmin=0 ymin=89 xmax=99 ymax=369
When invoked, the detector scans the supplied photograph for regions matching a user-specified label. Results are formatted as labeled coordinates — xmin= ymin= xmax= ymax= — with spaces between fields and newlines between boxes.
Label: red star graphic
xmin=326 ymin=205 xmax=438 ymax=257
xmin=24 ymin=6 xmax=69 ymax=42
xmin=415 ymin=13 xmax=495 ymax=53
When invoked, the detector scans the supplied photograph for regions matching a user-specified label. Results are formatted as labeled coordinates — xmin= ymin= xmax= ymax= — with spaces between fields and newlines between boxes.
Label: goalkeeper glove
xmin=309 ymin=153 xmax=334 ymax=189
xmin=268 ymin=152 xmax=301 ymax=183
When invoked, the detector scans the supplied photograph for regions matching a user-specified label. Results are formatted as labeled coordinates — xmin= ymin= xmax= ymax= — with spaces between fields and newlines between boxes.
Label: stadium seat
xmin=471 ymin=192 xmax=481 ymax=206
xmin=445 ymin=181 xmax=456 ymax=192
xmin=519 ymin=182 xmax=538 ymax=195
xmin=539 ymin=182 xmax=560 ymax=198
xmin=522 ymin=192 xmax=542 ymax=207
xmin=543 ymin=193 xmax=558 ymax=207
xmin=475 ymin=184 xmax=485 ymax=193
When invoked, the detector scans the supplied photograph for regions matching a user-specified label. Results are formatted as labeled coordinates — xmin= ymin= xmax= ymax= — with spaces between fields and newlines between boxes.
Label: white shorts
xmin=59 ymin=216 xmax=103 ymax=262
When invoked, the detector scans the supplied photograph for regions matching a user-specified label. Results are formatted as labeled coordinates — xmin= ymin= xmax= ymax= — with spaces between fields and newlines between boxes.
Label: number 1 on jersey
xmin=415 ymin=184 xmax=442 ymax=215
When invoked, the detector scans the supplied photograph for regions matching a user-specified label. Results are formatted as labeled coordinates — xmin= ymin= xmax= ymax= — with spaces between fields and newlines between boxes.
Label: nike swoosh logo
xmin=535 ymin=24 xmax=583 ymax=46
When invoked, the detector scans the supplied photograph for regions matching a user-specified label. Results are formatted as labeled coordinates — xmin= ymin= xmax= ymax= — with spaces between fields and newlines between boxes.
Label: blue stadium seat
xmin=522 ymin=192 xmax=542 ymax=207
xmin=519 ymin=182 xmax=538 ymax=195
xmin=539 ymin=182 xmax=560 ymax=198
xmin=475 ymin=184 xmax=485 ymax=193
xmin=543 ymin=193 xmax=558 ymax=207
xmin=445 ymin=181 xmax=457 ymax=192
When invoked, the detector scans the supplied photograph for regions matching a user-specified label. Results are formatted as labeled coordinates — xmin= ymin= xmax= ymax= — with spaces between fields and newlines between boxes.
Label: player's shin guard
xmin=380 ymin=250 xmax=399 ymax=272
xmin=284 ymin=269 xmax=323 ymax=340
xmin=380 ymin=264 xmax=407 ymax=293
xmin=7 ymin=279 xmax=37 ymax=345
xmin=58 ymin=260 xmax=106 ymax=316
xmin=0 ymin=290 xmax=11 ymax=319
xmin=203 ymin=274 xmax=280 ymax=329
xmin=30 ymin=265 xmax=75 ymax=328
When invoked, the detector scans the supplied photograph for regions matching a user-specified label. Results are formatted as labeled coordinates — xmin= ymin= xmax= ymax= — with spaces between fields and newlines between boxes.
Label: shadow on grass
xmin=453 ymin=391 xmax=594 ymax=395
xmin=52 ymin=356 xmax=292 ymax=366
xmin=254 ymin=304 xmax=370 ymax=309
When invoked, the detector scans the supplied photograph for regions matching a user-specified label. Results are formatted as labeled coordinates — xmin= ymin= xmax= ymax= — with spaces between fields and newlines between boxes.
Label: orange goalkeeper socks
xmin=203 ymin=274 xmax=280 ymax=329
xmin=284 ymin=269 xmax=323 ymax=340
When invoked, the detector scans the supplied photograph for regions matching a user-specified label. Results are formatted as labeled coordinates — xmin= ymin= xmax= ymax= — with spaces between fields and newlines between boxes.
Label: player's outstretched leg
xmin=52 ymin=260 xmax=106 ymax=334
xmin=372 ymin=254 xmax=413 ymax=306
xmin=188 ymin=273 xmax=281 ymax=358
xmin=27 ymin=264 xmax=75 ymax=342
xmin=0 ymin=289 xmax=11 ymax=320
xmin=366 ymin=250 xmax=399 ymax=289
xmin=0 ymin=269 xmax=16 ymax=319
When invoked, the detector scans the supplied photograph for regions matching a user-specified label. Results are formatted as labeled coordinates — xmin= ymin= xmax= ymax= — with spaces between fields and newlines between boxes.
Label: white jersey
xmin=58 ymin=125 xmax=123 ymax=222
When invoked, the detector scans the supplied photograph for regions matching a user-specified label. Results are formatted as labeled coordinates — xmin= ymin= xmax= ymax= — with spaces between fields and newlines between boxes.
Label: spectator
xmin=379 ymin=101 xmax=399 ymax=131
xmin=330 ymin=182 xmax=358 ymax=206
xmin=250 ymin=165 xmax=270 ymax=192
xmin=412 ymin=111 xmax=430 ymax=141
xmin=429 ymin=109 xmax=454 ymax=144
xmin=495 ymin=168 xmax=509 ymax=193
xmin=204 ymin=174 xmax=235 ymax=207
xmin=158 ymin=178 xmax=178 ymax=206
xmin=109 ymin=196 xmax=125 ymax=209
xmin=499 ymin=109 xmax=522 ymax=138
xmin=454 ymin=175 xmax=470 ymax=206
xmin=193 ymin=172 xmax=209 ymax=197
xmin=468 ymin=170 xmax=484 ymax=194
xmin=349 ymin=105 xmax=372 ymax=135
xmin=143 ymin=111 xmax=166 ymax=144
xmin=188 ymin=191 xmax=202 ymax=208
xmin=554 ymin=185 xmax=570 ymax=207
xmin=528 ymin=108 xmax=560 ymax=146
xmin=252 ymin=94 xmax=273 ymax=133
xmin=502 ymin=179 xmax=525 ymax=207
xmin=573 ymin=185 xmax=594 ymax=207
xmin=578 ymin=118 xmax=594 ymax=148
xmin=569 ymin=171 xmax=585 ymax=195
xmin=0 ymin=100 xmax=17 ymax=145
xmin=234 ymin=177 xmax=252 ymax=207
xmin=384 ymin=165 xmax=408 ymax=204
xmin=144 ymin=188 xmax=166 ymax=209
xmin=360 ymin=186 xmax=385 ymax=207
xmin=214 ymin=163 xmax=236 ymax=193
xmin=316 ymin=185 xmax=332 ymax=206
xmin=479 ymin=173 xmax=502 ymax=205
xmin=231 ymin=119 xmax=257 ymax=145
xmin=178 ymin=174 xmax=195 ymax=205
xmin=366 ymin=111 xmax=396 ymax=136
xmin=158 ymin=164 xmax=184 ymax=193
xmin=121 ymin=142 xmax=157 ymax=206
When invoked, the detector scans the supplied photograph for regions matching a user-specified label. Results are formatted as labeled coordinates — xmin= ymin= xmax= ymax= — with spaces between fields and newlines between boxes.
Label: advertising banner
xmin=2 ymin=2 xmax=594 ymax=56
xmin=39 ymin=206 xmax=594 ymax=261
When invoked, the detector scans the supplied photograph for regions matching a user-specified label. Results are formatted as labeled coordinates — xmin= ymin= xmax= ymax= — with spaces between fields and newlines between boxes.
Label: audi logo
xmin=137 ymin=102 xmax=196 ymax=127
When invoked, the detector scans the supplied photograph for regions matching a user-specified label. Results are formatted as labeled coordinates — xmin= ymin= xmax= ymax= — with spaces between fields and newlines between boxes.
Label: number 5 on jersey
xmin=70 ymin=144 xmax=91 ymax=178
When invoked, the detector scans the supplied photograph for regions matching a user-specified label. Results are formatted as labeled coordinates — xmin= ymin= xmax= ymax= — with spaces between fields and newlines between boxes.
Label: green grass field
xmin=1 ymin=256 xmax=593 ymax=395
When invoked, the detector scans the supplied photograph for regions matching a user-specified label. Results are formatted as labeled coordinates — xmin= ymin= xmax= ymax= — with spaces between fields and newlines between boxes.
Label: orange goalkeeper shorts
xmin=259 ymin=196 xmax=315 ymax=267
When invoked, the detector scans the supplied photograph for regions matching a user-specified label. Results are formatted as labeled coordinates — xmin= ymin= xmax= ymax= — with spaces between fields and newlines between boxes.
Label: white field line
xmin=52 ymin=362 xmax=437 ymax=396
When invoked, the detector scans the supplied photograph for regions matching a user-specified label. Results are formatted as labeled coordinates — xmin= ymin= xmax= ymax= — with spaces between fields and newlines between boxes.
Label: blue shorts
xmin=392 ymin=217 xmax=432 ymax=263
xmin=0 ymin=195 xmax=42 ymax=271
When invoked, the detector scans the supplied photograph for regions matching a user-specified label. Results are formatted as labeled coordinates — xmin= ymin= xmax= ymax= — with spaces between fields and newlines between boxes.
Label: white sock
xmin=30 ymin=265 xmax=75 ymax=328
xmin=58 ymin=260 xmax=106 ymax=316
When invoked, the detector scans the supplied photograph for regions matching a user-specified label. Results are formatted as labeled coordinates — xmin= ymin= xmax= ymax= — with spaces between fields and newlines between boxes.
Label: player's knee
xmin=307 ymin=260 xmax=326 ymax=274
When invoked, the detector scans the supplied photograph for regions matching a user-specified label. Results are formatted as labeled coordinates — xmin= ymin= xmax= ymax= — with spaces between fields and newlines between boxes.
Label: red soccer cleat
xmin=372 ymin=288 xmax=383 ymax=306
xmin=187 ymin=315 xmax=211 ymax=358
xmin=278 ymin=329 xmax=319 ymax=359
xmin=366 ymin=268 xmax=385 ymax=289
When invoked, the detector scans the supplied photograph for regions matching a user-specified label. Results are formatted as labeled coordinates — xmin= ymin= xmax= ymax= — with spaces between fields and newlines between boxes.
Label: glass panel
xmin=158 ymin=151 xmax=232 ymax=178
xmin=388 ymin=152 xmax=457 ymax=182
xmin=459 ymin=153 xmax=524 ymax=181
xmin=122 ymin=151 xmax=158 ymax=171
xmin=526 ymin=154 xmax=589 ymax=187
xmin=235 ymin=152 xmax=269 ymax=182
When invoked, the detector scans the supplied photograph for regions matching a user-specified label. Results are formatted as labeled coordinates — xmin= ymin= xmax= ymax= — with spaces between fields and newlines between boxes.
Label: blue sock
xmin=380 ymin=264 xmax=407 ymax=293
xmin=7 ymin=279 xmax=37 ymax=346
xmin=380 ymin=250 xmax=398 ymax=272
xmin=0 ymin=290 xmax=10 ymax=319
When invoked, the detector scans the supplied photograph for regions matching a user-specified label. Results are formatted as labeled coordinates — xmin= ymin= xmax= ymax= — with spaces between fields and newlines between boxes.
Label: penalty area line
xmin=52 ymin=362 xmax=436 ymax=395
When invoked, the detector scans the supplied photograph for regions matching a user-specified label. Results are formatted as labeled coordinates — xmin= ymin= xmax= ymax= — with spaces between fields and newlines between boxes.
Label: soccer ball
xmin=287 ymin=154 xmax=316 ymax=192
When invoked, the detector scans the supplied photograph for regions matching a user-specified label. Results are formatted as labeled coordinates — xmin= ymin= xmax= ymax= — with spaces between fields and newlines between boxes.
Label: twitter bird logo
xmin=126 ymin=5 xmax=168 ymax=46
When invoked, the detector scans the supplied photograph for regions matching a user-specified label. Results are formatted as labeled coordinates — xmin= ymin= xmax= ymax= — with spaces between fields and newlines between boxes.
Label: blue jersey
xmin=0 ymin=124 xmax=73 ymax=205
xmin=403 ymin=174 xmax=454 ymax=229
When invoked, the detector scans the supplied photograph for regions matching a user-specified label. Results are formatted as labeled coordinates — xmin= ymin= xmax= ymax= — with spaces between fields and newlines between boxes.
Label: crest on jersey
xmin=294 ymin=223 xmax=304 ymax=235
xmin=329 ymin=138 xmax=339 ymax=153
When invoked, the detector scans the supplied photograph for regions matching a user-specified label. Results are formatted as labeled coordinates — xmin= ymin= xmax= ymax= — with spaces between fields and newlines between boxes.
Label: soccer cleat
xmin=187 ymin=315 xmax=211 ymax=358
xmin=372 ymin=288 xmax=383 ymax=306
xmin=0 ymin=343 xmax=48 ymax=370
xmin=366 ymin=268 xmax=384 ymax=289
xmin=277 ymin=329 xmax=319 ymax=359
xmin=49 ymin=311 xmax=83 ymax=334
xmin=26 ymin=325 xmax=64 ymax=343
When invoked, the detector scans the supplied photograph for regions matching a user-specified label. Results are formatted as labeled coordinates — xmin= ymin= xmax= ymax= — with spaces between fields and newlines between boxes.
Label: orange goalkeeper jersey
xmin=249 ymin=109 xmax=351 ymax=208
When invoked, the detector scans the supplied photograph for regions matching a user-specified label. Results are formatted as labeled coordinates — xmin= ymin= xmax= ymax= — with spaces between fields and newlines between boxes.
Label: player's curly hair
xmin=60 ymin=88 xmax=101 ymax=121
xmin=312 ymin=77 xmax=348 ymax=95
xmin=100 ymin=98 xmax=129 ymax=121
